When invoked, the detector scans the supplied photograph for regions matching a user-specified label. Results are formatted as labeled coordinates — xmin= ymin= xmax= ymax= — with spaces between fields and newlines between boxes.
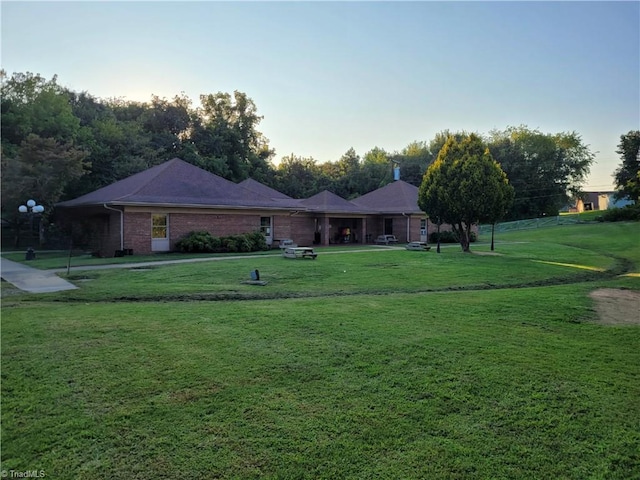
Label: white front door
xmin=151 ymin=214 xmax=170 ymax=252
xmin=261 ymin=216 xmax=273 ymax=247
xmin=420 ymin=218 xmax=427 ymax=242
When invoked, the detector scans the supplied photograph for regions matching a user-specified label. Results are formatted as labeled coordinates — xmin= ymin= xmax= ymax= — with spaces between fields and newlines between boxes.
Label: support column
xmin=361 ymin=218 xmax=367 ymax=244
xmin=321 ymin=216 xmax=331 ymax=246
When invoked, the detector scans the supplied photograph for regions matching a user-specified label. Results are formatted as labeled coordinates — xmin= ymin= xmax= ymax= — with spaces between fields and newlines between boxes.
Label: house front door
xmin=260 ymin=216 xmax=273 ymax=247
xmin=151 ymin=214 xmax=170 ymax=252
xmin=384 ymin=218 xmax=393 ymax=235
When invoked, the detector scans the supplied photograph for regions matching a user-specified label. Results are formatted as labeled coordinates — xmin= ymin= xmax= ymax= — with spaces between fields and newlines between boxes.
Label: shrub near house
xmin=175 ymin=231 xmax=267 ymax=253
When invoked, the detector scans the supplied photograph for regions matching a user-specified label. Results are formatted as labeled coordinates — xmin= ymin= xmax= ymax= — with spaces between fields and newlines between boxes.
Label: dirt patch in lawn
xmin=589 ymin=288 xmax=640 ymax=325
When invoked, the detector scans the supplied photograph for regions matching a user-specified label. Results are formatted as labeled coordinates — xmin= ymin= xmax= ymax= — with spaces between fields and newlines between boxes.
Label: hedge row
xmin=175 ymin=231 xmax=268 ymax=253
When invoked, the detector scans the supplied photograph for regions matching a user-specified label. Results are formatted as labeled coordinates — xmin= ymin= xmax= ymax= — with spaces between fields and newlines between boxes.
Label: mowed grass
xmin=9 ymin=228 xmax=633 ymax=303
xmin=2 ymin=222 xmax=639 ymax=479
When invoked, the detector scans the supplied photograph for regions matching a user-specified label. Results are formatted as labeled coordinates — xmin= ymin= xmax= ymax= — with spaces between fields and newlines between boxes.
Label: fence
xmin=478 ymin=215 xmax=582 ymax=235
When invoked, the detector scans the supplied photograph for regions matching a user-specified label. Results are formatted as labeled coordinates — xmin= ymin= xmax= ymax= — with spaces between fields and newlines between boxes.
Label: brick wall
xmin=123 ymin=210 xmax=268 ymax=254
xmin=115 ymin=208 xmax=466 ymax=255
xmin=124 ymin=212 xmax=152 ymax=254
xmin=170 ymin=213 xmax=261 ymax=244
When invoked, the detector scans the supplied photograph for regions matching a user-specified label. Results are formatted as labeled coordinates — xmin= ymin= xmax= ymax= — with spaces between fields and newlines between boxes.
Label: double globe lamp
xmin=18 ymin=199 xmax=45 ymax=260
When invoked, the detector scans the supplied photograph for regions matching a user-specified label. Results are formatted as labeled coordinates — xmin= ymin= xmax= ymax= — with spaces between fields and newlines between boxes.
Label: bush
xmin=599 ymin=204 xmax=640 ymax=222
xmin=429 ymin=230 xmax=477 ymax=244
xmin=175 ymin=231 xmax=269 ymax=253
xmin=246 ymin=231 xmax=268 ymax=251
xmin=175 ymin=231 xmax=215 ymax=253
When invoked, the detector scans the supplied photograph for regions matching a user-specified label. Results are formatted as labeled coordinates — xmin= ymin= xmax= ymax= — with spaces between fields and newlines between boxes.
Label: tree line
xmin=3 ymin=70 xmax=635 ymax=235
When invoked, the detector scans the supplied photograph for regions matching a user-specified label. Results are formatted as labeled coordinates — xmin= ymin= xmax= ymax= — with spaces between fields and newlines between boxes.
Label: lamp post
xmin=18 ymin=199 xmax=45 ymax=260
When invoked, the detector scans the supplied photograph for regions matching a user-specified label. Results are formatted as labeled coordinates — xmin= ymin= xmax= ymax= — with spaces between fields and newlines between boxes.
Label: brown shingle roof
xmin=238 ymin=178 xmax=294 ymax=200
xmin=57 ymin=158 xmax=424 ymax=217
xmin=300 ymin=190 xmax=366 ymax=213
xmin=57 ymin=158 xmax=300 ymax=210
xmin=351 ymin=180 xmax=423 ymax=214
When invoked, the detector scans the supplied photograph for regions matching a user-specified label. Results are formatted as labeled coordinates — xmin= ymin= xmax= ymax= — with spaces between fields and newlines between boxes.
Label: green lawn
xmin=2 ymin=222 xmax=639 ymax=479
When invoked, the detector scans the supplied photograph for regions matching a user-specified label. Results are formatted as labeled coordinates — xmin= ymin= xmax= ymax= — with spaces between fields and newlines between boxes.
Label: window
xmin=152 ymin=214 xmax=168 ymax=239
xmin=260 ymin=216 xmax=271 ymax=236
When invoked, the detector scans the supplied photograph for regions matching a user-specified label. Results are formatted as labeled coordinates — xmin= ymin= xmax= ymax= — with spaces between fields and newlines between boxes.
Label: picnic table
xmin=282 ymin=247 xmax=318 ymax=260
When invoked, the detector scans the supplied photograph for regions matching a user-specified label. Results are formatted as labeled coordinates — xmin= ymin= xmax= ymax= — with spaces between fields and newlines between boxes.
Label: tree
xmin=1 ymin=72 xmax=90 ymax=245
xmin=488 ymin=126 xmax=594 ymax=220
xmin=1 ymin=134 xmax=89 ymax=245
xmin=1 ymin=71 xmax=81 ymax=154
xmin=360 ymin=147 xmax=392 ymax=193
xmin=330 ymin=148 xmax=362 ymax=199
xmin=613 ymin=130 xmax=640 ymax=202
xmin=418 ymin=133 xmax=514 ymax=252
xmin=192 ymin=91 xmax=275 ymax=182
xmin=274 ymin=154 xmax=326 ymax=198
xmin=141 ymin=94 xmax=192 ymax=155
xmin=390 ymin=141 xmax=434 ymax=186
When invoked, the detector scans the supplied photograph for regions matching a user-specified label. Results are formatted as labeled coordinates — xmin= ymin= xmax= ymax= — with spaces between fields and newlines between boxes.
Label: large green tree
xmin=613 ymin=130 xmax=640 ymax=202
xmin=418 ymin=133 xmax=514 ymax=252
xmin=360 ymin=147 xmax=393 ymax=193
xmin=192 ymin=91 xmax=274 ymax=182
xmin=488 ymin=126 xmax=594 ymax=219
xmin=329 ymin=148 xmax=362 ymax=199
xmin=1 ymin=71 xmax=81 ymax=152
xmin=390 ymin=141 xmax=434 ymax=186
xmin=274 ymin=154 xmax=327 ymax=198
xmin=1 ymin=134 xmax=88 ymax=245
xmin=1 ymin=72 xmax=89 ymax=243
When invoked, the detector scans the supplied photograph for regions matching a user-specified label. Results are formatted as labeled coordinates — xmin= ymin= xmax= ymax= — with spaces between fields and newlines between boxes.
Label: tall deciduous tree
xmin=418 ymin=133 xmax=514 ymax=252
xmin=1 ymin=72 xmax=89 ymax=240
xmin=274 ymin=154 xmax=326 ymax=198
xmin=330 ymin=148 xmax=361 ymax=199
xmin=1 ymin=71 xmax=81 ymax=154
xmin=390 ymin=141 xmax=434 ymax=186
xmin=488 ymin=126 xmax=594 ymax=220
xmin=193 ymin=91 xmax=274 ymax=182
xmin=1 ymin=134 xmax=89 ymax=244
xmin=360 ymin=147 xmax=392 ymax=192
xmin=613 ymin=130 xmax=640 ymax=202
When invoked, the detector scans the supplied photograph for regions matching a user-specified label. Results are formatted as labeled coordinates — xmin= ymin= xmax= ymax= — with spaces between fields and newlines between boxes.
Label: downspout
xmin=103 ymin=204 xmax=124 ymax=250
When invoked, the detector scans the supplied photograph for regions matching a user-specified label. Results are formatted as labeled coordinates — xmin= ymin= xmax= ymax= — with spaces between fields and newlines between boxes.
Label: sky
xmin=1 ymin=1 xmax=638 ymax=190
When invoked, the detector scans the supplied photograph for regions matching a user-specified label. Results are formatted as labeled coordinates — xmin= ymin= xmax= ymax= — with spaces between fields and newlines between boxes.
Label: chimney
xmin=393 ymin=164 xmax=400 ymax=181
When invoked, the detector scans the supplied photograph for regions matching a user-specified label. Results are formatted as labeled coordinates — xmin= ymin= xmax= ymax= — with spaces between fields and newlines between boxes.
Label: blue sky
xmin=2 ymin=1 xmax=638 ymax=190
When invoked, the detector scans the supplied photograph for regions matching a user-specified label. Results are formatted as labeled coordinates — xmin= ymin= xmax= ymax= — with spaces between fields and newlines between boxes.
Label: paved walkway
xmin=1 ymin=257 xmax=78 ymax=293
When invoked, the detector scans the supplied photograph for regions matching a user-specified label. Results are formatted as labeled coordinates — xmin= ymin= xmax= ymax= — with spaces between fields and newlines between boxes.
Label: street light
xmin=18 ymin=199 xmax=45 ymax=260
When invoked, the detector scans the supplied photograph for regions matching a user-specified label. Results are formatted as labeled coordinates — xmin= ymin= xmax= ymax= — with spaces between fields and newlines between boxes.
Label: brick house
xmin=56 ymin=158 xmax=439 ymax=256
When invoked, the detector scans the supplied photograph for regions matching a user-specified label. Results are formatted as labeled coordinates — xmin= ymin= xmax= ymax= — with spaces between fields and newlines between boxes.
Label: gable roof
xmin=351 ymin=180 xmax=422 ymax=214
xmin=300 ymin=190 xmax=366 ymax=213
xmin=57 ymin=158 xmax=300 ymax=210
